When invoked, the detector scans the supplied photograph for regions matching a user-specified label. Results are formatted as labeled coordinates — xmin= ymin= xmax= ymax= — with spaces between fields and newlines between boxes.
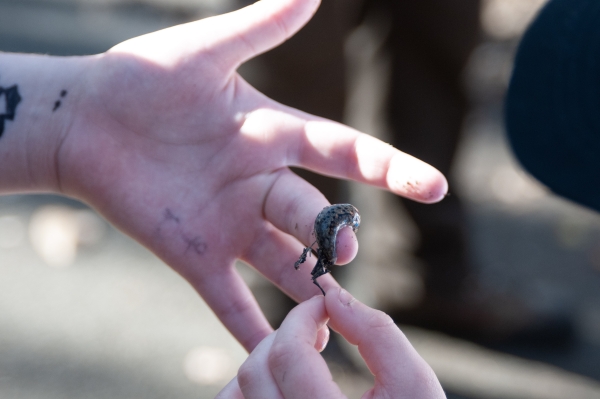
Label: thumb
xmin=109 ymin=0 xmax=320 ymax=72
xmin=200 ymin=0 xmax=321 ymax=70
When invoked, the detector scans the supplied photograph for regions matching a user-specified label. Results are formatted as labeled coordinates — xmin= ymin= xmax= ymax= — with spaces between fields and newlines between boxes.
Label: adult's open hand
xmin=55 ymin=0 xmax=447 ymax=351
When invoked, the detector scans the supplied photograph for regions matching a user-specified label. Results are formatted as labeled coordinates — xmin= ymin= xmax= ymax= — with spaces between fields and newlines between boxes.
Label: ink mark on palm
xmin=0 ymin=85 xmax=22 ymax=138
xmin=52 ymin=90 xmax=68 ymax=112
xmin=184 ymin=235 xmax=207 ymax=255
xmin=156 ymin=207 xmax=207 ymax=256
xmin=164 ymin=207 xmax=180 ymax=223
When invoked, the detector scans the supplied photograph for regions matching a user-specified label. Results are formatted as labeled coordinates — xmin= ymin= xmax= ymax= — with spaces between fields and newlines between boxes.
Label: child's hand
xmin=217 ymin=288 xmax=445 ymax=398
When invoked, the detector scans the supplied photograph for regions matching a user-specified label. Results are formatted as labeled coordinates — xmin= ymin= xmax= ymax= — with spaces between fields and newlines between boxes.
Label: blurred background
xmin=2 ymin=0 xmax=600 ymax=398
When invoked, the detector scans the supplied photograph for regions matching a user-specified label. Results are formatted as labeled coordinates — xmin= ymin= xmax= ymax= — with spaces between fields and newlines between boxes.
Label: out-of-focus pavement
xmin=2 ymin=0 xmax=600 ymax=398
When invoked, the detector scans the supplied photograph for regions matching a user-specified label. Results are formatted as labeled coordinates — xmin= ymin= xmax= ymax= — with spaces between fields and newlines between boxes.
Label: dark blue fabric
xmin=506 ymin=0 xmax=600 ymax=212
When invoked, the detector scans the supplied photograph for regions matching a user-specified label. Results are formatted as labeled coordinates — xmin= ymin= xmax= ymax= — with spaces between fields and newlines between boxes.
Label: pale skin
xmin=0 ymin=0 xmax=447 ymax=354
xmin=217 ymin=288 xmax=446 ymax=399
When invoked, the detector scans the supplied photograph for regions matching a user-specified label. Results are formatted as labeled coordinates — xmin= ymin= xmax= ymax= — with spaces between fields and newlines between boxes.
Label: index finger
xmin=241 ymin=107 xmax=448 ymax=204
xmin=298 ymin=119 xmax=448 ymax=203
xmin=325 ymin=288 xmax=445 ymax=398
xmin=254 ymin=110 xmax=442 ymax=260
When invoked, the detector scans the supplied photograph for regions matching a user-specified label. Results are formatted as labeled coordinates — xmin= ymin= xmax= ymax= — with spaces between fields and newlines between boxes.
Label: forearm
xmin=0 ymin=52 xmax=89 ymax=194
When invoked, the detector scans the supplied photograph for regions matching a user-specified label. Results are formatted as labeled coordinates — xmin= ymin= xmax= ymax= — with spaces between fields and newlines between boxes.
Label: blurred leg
xmin=379 ymin=1 xmax=573 ymax=346
xmin=384 ymin=0 xmax=481 ymax=299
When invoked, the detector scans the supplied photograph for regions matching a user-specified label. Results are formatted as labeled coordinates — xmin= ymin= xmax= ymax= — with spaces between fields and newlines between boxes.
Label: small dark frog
xmin=294 ymin=204 xmax=360 ymax=295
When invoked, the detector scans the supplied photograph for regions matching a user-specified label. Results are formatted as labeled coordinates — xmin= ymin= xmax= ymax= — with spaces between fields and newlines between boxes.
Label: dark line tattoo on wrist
xmin=52 ymin=90 xmax=68 ymax=112
xmin=0 ymin=84 xmax=22 ymax=138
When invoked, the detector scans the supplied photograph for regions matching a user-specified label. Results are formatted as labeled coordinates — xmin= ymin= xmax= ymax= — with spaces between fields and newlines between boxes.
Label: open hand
xmin=57 ymin=0 xmax=447 ymax=351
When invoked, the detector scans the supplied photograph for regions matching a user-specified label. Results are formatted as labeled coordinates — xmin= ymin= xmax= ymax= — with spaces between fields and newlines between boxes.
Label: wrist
xmin=0 ymin=52 xmax=92 ymax=195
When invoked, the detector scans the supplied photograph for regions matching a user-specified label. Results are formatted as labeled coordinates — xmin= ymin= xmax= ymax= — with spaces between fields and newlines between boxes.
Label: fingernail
xmin=316 ymin=326 xmax=330 ymax=353
xmin=338 ymin=288 xmax=356 ymax=306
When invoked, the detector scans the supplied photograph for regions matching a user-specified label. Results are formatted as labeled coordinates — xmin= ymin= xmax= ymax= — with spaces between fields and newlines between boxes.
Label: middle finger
xmin=242 ymin=221 xmax=340 ymax=301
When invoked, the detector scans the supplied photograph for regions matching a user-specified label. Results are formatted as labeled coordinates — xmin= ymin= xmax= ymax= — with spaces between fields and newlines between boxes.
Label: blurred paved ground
xmin=2 ymin=0 xmax=600 ymax=398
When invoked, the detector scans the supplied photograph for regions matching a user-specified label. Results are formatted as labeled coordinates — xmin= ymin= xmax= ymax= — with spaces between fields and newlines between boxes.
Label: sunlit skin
xmin=0 ymin=0 xmax=447 ymax=353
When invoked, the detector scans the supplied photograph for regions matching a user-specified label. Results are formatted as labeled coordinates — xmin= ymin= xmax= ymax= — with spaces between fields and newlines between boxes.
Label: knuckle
xmin=222 ymin=296 xmax=253 ymax=319
xmin=366 ymin=310 xmax=396 ymax=330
